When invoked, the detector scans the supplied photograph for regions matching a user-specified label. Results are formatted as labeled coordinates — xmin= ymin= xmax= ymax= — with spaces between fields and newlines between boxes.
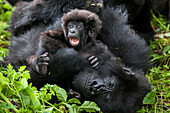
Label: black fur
xmin=2 ymin=7 xmax=151 ymax=113
xmin=7 ymin=0 xmax=32 ymax=6
xmin=73 ymin=62 xmax=151 ymax=113
xmin=10 ymin=0 xmax=154 ymax=44
xmin=34 ymin=9 xmax=151 ymax=113
xmin=103 ymin=0 xmax=154 ymax=43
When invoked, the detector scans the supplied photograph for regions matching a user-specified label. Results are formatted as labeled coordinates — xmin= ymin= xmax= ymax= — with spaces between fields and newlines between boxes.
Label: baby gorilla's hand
xmin=88 ymin=55 xmax=99 ymax=68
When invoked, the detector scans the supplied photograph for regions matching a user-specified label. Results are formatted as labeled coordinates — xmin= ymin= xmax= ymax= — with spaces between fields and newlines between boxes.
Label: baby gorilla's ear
xmin=88 ymin=28 xmax=96 ymax=38
xmin=87 ymin=13 xmax=102 ymax=37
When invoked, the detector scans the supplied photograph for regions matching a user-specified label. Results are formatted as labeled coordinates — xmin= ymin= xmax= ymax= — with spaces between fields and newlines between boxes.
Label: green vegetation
xmin=0 ymin=0 xmax=12 ymax=61
xmin=0 ymin=64 xmax=101 ymax=112
xmin=138 ymin=11 xmax=170 ymax=113
xmin=0 ymin=0 xmax=169 ymax=112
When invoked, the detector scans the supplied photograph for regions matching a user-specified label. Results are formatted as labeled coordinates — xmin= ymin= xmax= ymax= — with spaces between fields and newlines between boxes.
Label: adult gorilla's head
xmin=61 ymin=9 xmax=102 ymax=48
xmin=72 ymin=58 xmax=151 ymax=113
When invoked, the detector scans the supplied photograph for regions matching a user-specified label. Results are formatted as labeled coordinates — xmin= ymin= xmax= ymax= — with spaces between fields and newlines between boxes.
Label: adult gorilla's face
xmin=72 ymin=60 xmax=124 ymax=98
xmin=72 ymin=68 xmax=122 ymax=112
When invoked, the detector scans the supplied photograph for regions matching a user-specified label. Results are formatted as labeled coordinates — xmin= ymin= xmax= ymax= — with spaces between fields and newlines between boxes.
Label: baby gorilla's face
xmin=67 ymin=21 xmax=86 ymax=47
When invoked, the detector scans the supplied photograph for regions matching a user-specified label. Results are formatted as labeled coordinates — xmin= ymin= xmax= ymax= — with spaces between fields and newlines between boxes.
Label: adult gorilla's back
xmin=11 ymin=0 xmax=87 ymax=36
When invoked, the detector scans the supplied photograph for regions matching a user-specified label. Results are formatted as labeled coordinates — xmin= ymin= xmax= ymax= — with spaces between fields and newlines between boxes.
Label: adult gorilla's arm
xmin=98 ymin=7 xmax=150 ymax=73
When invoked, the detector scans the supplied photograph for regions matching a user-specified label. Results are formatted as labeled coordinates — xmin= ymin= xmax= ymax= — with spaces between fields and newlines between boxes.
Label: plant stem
xmin=13 ymin=85 xmax=25 ymax=109
xmin=0 ymin=92 xmax=19 ymax=113
xmin=150 ymin=10 xmax=169 ymax=31
xmin=38 ymin=97 xmax=62 ymax=113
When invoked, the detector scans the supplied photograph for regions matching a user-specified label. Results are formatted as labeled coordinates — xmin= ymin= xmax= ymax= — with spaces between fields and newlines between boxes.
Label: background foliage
xmin=0 ymin=0 xmax=170 ymax=112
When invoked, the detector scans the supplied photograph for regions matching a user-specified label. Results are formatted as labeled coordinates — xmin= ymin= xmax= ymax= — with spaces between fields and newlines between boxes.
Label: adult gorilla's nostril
xmin=90 ymin=79 xmax=104 ymax=95
xmin=91 ymin=80 xmax=98 ymax=86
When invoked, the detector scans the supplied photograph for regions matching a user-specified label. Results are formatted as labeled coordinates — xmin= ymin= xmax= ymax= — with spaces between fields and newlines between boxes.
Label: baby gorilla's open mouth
xmin=69 ymin=37 xmax=80 ymax=46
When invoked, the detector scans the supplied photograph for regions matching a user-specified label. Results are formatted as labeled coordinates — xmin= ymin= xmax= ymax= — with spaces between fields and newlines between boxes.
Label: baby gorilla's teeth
xmin=69 ymin=37 xmax=79 ymax=46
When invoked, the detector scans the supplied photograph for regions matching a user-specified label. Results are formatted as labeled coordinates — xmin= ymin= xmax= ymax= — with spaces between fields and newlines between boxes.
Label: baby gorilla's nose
xmin=70 ymin=29 xmax=76 ymax=34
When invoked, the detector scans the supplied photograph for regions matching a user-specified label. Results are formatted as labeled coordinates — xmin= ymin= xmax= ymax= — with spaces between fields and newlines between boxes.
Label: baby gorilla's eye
xmin=77 ymin=25 xmax=82 ymax=29
xmin=69 ymin=25 xmax=73 ymax=28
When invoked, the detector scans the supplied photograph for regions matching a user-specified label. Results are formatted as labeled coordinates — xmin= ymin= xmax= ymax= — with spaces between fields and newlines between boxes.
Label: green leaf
xmin=20 ymin=90 xmax=31 ymax=106
xmin=68 ymin=98 xmax=81 ymax=104
xmin=61 ymin=102 xmax=74 ymax=113
xmin=3 ymin=4 xmax=11 ymax=10
xmin=164 ymin=32 xmax=170 ymax=37
xmin=53 ymin=85 xmax=67 ymax=102
xmin=143 ymin=91 xmax=156 ymax=105
xmin=6 ymin=63 xmax=13 ymax=70
xmin=42 ymin=107 xmax=53 ymax=113
xmin=18 ymin=66 xmax=26 ymax=72
xmin=78 ymin=101 xmax=101 ymax=112
xmin=0 ymin=73 xmax=8 ymax=92
xmin=25 ymin=87 xmax=41 ymax=110
xmin=20 ymin=78 xmax=28 ymax=89
xmin=0 ymin=22 xmax=8 ymax=34
xmin=22 ymin=70 xmax=31 ymax=79
xmin=163 ymin=46 xmax=170 ymax=55
xmin=157 ymin=34 xmax=164 ymax=38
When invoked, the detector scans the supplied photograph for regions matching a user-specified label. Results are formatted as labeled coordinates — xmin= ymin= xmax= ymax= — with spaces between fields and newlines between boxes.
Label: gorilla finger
xmin=38 ymin=55 xmax=48 ymax=60
xmin=43 ymin=56 xmax=50 ymax=61
xmin=40 ymin=52 xmax=49 ymax=57
xmin=92 ymin=62 xmax=99 ymax=68
xmin=38 ymin=56 xmax=50 ymax=62
xmin=38 ymin=62 xmax=49 ymax=65
xmin=88 ymin=56 xmax=95 ymax=61
xmin=90 ymin=57 xmax=98 ymax=64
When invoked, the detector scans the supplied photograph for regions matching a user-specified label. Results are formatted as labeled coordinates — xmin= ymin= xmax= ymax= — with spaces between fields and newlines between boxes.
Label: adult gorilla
xmin=9 ymin=0 xmax=154 ymax=43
